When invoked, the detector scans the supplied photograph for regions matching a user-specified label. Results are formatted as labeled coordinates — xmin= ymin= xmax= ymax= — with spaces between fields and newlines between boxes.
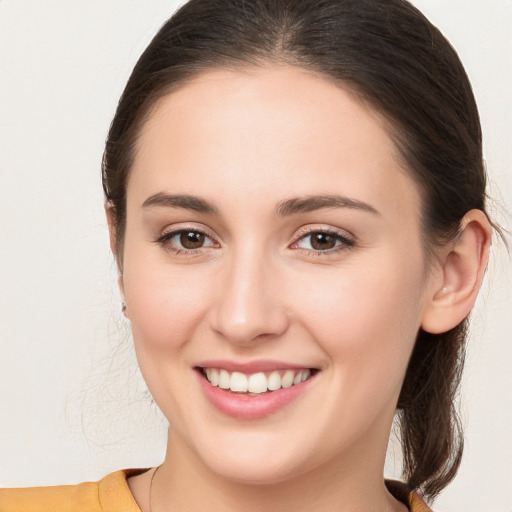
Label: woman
xmin=0 ymin=0 xmax=501 ymax=510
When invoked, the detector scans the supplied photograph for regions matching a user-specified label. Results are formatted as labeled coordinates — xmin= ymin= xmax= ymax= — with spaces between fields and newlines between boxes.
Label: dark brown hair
xmin=102 ymin=0 xmax=491 ymax=501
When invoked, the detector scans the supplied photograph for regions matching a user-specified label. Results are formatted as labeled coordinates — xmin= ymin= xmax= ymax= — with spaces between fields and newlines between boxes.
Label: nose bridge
xmin=211 ymin=241 xmax=288 ymax=345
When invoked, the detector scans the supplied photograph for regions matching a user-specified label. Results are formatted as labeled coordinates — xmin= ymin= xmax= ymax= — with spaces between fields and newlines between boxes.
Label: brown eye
xmin=158 ymin=229 xmax=216 ymax=252
xmin=310 ymin=232 xmax=337 ymax=250
xmin=180 ymin=231 xmax=205 ymax=249
xmin=295 ymin=230 xmax=354 ymax=253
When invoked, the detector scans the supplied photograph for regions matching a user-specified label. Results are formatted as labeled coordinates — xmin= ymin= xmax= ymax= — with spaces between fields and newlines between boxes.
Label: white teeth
xmin=203 ymin=367 xmax=312 ymax=393
xmin=267 ymin=371 xmax=282 ymax=391
xmin=219 ymin=369 xmax=230 ymax=389
xmin=209 ymin=368 xmax=219 ymax=386
xmin=230 ymin=372 xmax=248 ymax=392
xmin=248 ymin=372 xmax=268 ymax=394
xmin=281 ymin=370 xmax=294 ymax=388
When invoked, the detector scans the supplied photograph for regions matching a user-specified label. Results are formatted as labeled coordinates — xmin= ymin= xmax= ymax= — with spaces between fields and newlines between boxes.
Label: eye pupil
xmin=311 ymin=232 xmax=336 ymax=250
xmin=180 ymin=231 xmax=205 ymax=249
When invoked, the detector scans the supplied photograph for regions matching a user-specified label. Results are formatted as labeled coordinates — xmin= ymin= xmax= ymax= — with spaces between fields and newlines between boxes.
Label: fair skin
xmin=108 ymin=65 xmax=490 ymax=512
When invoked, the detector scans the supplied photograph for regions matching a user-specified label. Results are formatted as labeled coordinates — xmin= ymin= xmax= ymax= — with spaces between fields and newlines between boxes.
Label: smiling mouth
xmin=197 ymin=367 xmax=317 ymax=395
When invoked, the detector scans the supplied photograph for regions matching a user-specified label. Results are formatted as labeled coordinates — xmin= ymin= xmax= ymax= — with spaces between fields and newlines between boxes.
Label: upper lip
xmin=195 ymin=359 xmax=317 ymax=374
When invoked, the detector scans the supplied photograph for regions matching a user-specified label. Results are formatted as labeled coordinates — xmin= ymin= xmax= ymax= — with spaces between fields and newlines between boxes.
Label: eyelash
xmin=291 ymin=229 xmax=355 ymax=256
xmin=155 ymin=227 xmax=218 ymax=255
xmin=155 ymin=227 xmax=355 ymax=256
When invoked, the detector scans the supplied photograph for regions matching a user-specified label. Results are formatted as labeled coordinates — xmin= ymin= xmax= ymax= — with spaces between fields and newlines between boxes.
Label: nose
xmin=209 ymin=247 xmax=289 ymax=346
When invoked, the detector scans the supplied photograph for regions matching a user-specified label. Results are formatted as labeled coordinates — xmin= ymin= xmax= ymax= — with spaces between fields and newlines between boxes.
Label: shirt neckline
xmin=101 ymin=469 xmax=432 ymax=512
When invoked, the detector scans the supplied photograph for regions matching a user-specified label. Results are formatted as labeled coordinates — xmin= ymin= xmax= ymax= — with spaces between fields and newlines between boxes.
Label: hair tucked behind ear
xmin=102 ymin=0 xmax=494 ymax=501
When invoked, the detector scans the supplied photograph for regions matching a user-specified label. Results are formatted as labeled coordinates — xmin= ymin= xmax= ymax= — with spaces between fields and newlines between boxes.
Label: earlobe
xmin=421 ymin=209 xmax=491 ymax=334
xmin=118 ymin=275 xmax=129 ymax=318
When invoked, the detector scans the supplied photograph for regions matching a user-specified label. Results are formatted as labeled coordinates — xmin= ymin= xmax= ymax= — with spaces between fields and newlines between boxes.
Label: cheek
xmin=290 ymin=253 xmax=426 ymax=394
xmin=122 ymin=250 xmax=214 ymax=355
xmin=121 ymin=255 xmax=216 ymax=421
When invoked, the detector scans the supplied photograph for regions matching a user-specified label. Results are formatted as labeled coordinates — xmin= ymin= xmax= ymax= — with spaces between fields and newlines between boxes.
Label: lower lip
xmin=196 ymin=370 xmax=316 ymax=420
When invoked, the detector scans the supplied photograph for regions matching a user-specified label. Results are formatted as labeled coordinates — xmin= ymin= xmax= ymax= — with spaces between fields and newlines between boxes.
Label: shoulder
xmin=0 ymin=469 xmax=146 ymax=512
xmin=0 ymin=480 xmax=101 ymax=512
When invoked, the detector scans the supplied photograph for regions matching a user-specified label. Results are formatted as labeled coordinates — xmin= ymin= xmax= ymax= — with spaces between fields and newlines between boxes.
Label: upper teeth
xmin=203 ymin=368 xmax=311 ymax=394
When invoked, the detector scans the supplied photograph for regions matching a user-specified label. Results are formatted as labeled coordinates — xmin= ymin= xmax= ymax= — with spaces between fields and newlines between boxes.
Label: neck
xmin=148 ymin=430 xmax=406 ymax=512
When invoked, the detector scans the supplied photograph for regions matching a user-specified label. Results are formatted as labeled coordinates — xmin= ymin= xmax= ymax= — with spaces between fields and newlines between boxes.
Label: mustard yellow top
xmin=0 ymin=469 xmax=432 ymax=511
xmin=0 ymin=469 xmax=143 ymax=512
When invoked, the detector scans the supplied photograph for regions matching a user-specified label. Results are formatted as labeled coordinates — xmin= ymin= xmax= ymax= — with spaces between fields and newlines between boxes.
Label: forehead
xmin=130 ymin=65 xmax=421 ymax=222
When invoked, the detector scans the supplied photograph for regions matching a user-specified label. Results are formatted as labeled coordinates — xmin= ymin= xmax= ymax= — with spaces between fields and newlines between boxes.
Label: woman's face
xmin=120 ymin=65 xmax=436 ymax=484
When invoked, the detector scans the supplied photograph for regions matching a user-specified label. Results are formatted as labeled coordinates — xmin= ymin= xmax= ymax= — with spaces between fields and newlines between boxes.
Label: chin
xmin=206 ymin=455 xmax=305 ymax=486
xmin=190 ymin=429 xmax=316 ymax=486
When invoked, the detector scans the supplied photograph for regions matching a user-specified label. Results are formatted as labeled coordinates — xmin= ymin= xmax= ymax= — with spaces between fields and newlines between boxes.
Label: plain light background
xmin=0 ymin=1 xmax=510 ymax=510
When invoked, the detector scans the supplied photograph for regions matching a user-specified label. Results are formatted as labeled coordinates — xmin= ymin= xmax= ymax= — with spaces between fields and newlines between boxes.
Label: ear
xmin=421 ymin=209 xmax=492 ymax=334
xmin=105 ymin=202 xmax=118 ymax=257
xmin=105 ymin=204 xmax=128 ymax=315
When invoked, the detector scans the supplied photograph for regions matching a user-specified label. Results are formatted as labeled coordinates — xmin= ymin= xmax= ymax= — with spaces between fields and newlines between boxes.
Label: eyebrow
xmin=142 ymin=193 xmax=219 ymax=214
xmin=142 ymin=192 xmax=379 ymax=216
xmin=275 ymin=195 xmax=380 ymax=216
